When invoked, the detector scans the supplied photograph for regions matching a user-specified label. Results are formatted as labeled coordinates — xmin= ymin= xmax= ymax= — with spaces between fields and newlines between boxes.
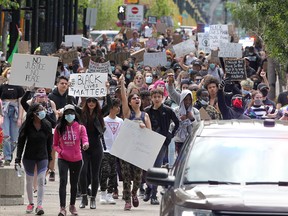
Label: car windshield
xmin=183 ymin=137 xmax=288 ymax=184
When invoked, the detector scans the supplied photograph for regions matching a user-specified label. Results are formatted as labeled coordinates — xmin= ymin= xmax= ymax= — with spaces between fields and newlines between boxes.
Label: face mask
xmin=129 ymin=63 xmax=133 ymax=68
xmin=166 ymin=62 xmax=171 ymax=68
xmin=146 ymin=76 xmax=153 ymax=84
xmin=65 ymin=114 xmax=75 ymax=123
xmin=111 ymin=66 xmax=115 ymax=72
xmin=36 ymin=110 xmax=46 ymax=120
xmin=181 ymin=78 xmax=189 ymax=83
xmin=242 ymin=89 xmax=250 ymax=96
xmin=115 ymin=73 xmax=121 ymax=79
xmin=254 ymin=99 xmax=262 ymax=106
xmin=209 ymin=63 xmax=216 ymax=70
xmin=249 ymin=52 xmax=253 ymax=55
xmin=199 ymin=99 xmax=209 ymax=106
xmin=126 ymin=74 xmax=131 ymax=79
xmin=261 ymin=89 xmax=268 ymax=97
xmin=122 ymin=65 xmax=129 ymax=71
xmin=232 ymin=98 xmax=243 ymax=109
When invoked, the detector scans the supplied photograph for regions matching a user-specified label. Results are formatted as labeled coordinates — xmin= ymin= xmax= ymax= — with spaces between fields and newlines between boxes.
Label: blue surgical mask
xmin=65 ymin=114 xmax=75 ymax=123
xmin=111 ymin=66 xmax=115 ymax=72
xmin=242 ymin=89 xmax=250 ymax=96
xmin=126 ymin=74 xmax=131 ymax=79
xmin=209 ymin=63 xmax=216 ymax=70
xmin=37 ymin=110 xmax=46 ymax=120
xmin=166 ymin=62 xmax=171 ymax=68
xmin=199 ymin=99 xmax=209 ymax=106
xmin=129 ymin=63 xmax=133 ymax=68
xmin=146 ymin=76 xmax=153 ymax=84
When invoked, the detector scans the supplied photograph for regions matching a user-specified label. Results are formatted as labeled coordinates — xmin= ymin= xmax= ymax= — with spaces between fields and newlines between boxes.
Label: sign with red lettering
xmin=126 ymin=5 xmax=144 ymax=22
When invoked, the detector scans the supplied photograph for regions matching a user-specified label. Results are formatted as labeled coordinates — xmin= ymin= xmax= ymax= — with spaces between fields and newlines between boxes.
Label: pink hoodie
xmin=53 ymin=122 xmax=89 ymax=162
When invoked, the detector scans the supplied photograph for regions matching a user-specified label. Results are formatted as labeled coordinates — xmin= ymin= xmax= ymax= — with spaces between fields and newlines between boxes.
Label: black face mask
xmin=261 ymin=89 xmax=269 ymax=97
xmin=115 ymin=73 xmax=121 ymax=79
xmin=122 ymin=65 xmax=129 ymax=71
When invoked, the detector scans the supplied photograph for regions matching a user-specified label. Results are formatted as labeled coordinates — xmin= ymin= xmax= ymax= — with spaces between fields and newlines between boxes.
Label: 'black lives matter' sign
xmin=224 ymin=59 xmax=246 ymax=81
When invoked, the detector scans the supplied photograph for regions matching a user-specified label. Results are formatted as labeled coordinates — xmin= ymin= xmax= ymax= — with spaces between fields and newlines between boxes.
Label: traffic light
xmin=118 ymin=6 xmax=126 ymax=21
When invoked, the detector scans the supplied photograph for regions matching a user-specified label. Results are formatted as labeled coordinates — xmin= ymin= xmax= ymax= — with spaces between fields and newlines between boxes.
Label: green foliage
xmin=0 ymin=0 xmax=19 ymax=9
xmin=227 ymin=0 xmax=288 ymax=64
xmin=146 ymin=0 xmax=174 ymax=18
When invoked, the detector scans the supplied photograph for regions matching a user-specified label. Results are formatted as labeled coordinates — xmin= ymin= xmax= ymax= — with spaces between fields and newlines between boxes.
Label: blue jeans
xmin=2 ymin=104 xmax=19 ymax=161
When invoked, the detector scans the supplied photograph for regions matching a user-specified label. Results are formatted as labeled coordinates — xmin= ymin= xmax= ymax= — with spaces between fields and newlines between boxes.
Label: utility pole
xmin=31 ymin=0 xmax=39 ymax=53
xmin=73 ymin=0 xmax=78 ymax=34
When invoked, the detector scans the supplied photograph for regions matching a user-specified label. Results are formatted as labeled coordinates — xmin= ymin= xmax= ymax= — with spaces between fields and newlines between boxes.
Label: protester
xmin=53 ymin=104 xmax=89 ymax=216
xmin=15 ymin=103 xmax=52 ymax=215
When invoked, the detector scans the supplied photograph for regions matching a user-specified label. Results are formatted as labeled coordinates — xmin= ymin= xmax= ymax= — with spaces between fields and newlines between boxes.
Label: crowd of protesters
xmin=0 ymin=25 xmax=288 ymax=216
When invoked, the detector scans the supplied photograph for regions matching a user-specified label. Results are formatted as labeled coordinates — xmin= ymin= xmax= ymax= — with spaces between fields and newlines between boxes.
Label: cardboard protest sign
xmin=156 ymin=22 xmax=167 ymax=34
xmin=173 ymin=39 xmax=196 ymax=57
xmin=145 ymin=38 xmax=158 ymax=49
xmin=82 ymin=37 xmax=91 ymax=49
xmin=106 ymin=52 xmax=130 ymax=65
xmin=59 ymin=50 xmax=78 ymax=64
xmin=88 ymin=60 xmax=111 ymax=74
xmin=68 ymin=73 xmax=108 ymax=97
xmin=143 ymin=52 xmax=167 ymax=67
xmin=199 ymin=107 xmax=211 ymax=120
xmin=224 ymin=59 xmax=246 ymax=81
xmin=210 ymin=50 xmax=219 ymax=63
xmin=197 ymin=32 xmax=210 ymax=54
xmin=130 ymin=48 xmax=145 ymax=63
xmin=9 ymin=54 xmax=58 ymax=88
xmin=110 ymin=119 xmax=165 ymax=171
xmin=18 ymin=41 xmax=29 ymax=54
xmin=64 ymin=35 xmax=82 ymax=47
xmin=40 ymin=42 xmax=57 ymax=56
xmin=81 ymin=56 xmax=91 ymax=68
xmin=126 ymin=28 xmax=133 ymax=40
xmin=218 ymin=42 xmax=243 ymax=58
xmin=209 ymin=25 xmax=229 ymax=50
xmin=172 ymin=34 xmax=182 ymax=45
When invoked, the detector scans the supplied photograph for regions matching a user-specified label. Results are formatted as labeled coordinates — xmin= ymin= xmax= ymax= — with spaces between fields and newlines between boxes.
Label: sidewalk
xmin=0 ymin=164 xmax=160 ymax=216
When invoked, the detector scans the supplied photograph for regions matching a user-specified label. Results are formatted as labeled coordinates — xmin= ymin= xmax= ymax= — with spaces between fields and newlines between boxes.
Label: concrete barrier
xmin=0 ymin=167 xmax=24 ymax=206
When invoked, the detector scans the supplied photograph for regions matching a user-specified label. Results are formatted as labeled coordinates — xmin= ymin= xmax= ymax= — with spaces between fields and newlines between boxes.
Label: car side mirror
xmin=146 ymin=168 xmax=175 ymax=186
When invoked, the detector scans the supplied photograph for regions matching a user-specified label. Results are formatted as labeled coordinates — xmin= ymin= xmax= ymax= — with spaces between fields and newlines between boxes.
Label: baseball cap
xmin=64 ymin=104 xmax=75 ymax=112
xmin=192 ymin=60 xmax=202 ymax=66
xmin=257 ymin=83 xmax=269 ymax=91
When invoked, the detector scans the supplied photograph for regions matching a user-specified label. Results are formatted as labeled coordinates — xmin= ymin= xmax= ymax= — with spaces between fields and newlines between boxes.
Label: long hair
xmin=127 ymin=93 xmax=141 ymax=112
xmin=19 ymin=103 xmax=51 ymax=138
xmin=247 ymin=90 xmax=263 ymax=110
xmin=81 ymin=98 xmax=105 ymax=128
xmin=56 ymin=107 xmax=81 ymax=136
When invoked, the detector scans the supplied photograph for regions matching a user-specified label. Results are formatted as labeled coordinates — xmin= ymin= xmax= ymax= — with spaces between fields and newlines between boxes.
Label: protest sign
xmin=9 ymin=54 xmax=58 ymax=88
xmin=64 ymin=35 xmax=82 ymax=47
xmin=145 ymin=38 xmax=158 ymax=49
xmin=210 ymin=50 xmax=219 ymax=63
xmin=18 ymin=41 xmax=29 ymax=54
xmin=218 ymin=42 xmax=243 ymax=58
xmin=199 ymin=107 xmax=211 ymax=120
xmin=59 ymin=50 xmax=78 ymax=64
xmin=126 ymin=28 xmax=133 ymax=40
xmin=156 ymin=22 xmax=167 ymax=34
xmin=81 ymin=56 xmax=91 ymax=68
xmin=143 ymin=52 xmax=167 ymax=67
xmin=40 ymin=42 xmax=57 ymax=56
xmin=82 ymin=37 xmax=91 ymax=49
xmin=110 ymin=119 xmax=165 ymax=171
xmin=173 ymin=39 xmax=196 ymax=57
xmin=130 ymin=48 xmax=145 ymax=63
xmin=88 ymin=60 xmax=111 ymax=74
xmin=148 ymin=16 xmax=157 ymax=24
xmin=172 ymin=34 xmax=182 ymax=45
xmin=209 ymin=25 xmax=229 ymax=50
xmin=197 ymin=32 xmax=210 ymax=54
xmin=144 ymin=27 xmax=153 ymax=38
xmin=106 ymin=52 xmax=131 ymax=65
xmin=224 ymin=59 xmax=246 ymax=81
xmin=68 ymin=73 xmax=108 ymax=97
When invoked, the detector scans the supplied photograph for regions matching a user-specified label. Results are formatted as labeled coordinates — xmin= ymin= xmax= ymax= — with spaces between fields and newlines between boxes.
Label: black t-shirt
xmin=277 ymin=91 xmax=288 ymax=107
xmin=0 ymin=84 xmax=25 ymax=100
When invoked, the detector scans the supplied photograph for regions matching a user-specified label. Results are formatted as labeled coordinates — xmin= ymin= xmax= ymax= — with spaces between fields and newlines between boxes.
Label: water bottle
xmin=15 ymin=164 xmax=23 ymax=177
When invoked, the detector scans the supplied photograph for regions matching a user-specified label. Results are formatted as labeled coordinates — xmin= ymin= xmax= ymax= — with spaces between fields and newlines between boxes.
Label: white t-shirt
xmin=103 ymin=116 xmax=123 ymax=153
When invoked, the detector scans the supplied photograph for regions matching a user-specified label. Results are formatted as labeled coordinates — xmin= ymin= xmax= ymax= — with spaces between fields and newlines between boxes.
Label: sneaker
xmin=150 ymin=197 xmax=160 ymax=205
xmin=69 ymin=205 xmax=78 ymax=215
xmin=106 ymin=193 xmax=116 ymax=204
xmin=58 ymin=207 xmax=66 ymax=216
xmin=49 ymin=171 xmax=55 ymax=181
xmin=99 ymin=191 xmax=107 ymax=204
xmin=143 ymin=188 xmax=151 ymax=202
xmin=112 ymin=190 xmax=119 ymax=199
xmin=35 ymin=206 xmax=44 ymax=215
xmin=26 ymin=203 xmax=34 ymax=213
xmin=139 ymin=188 xmax=145 ymax=198
xmin=124 ymin=201 xmax=132 ymax=211
xmin=132 ymin=194 xmax=139 ymax=207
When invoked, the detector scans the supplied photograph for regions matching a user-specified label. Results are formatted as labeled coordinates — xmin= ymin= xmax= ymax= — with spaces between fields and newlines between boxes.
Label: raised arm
xmin=119 ymin=74 xmax=131 ymax=118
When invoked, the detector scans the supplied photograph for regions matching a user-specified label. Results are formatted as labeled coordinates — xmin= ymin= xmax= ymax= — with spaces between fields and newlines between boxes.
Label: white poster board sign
xmin=146 ymin=38 xmax=158 ymax=48
xmin=218 ymin=42 xmax=243 ymax=58
xmin=144 ymin=27 xmax=153 ymax=38
xmin=65 ymin=35 xmax=83 ymax=47
xmin=197 ymin=32 xmax=211 ymax=54
xmin=9 ymin=54 xmax=58 ymax=88
xmin=209 ymin=25 xmax=229 ymax=50
xmin=68 ymin=73 xmax=108 ymax=97
xmin=173 ymin=39 xmax=196 ymax=57
xmin=110 ymin=119 xmax=165 ymax=171
xmin=143 ymin=52 xmax=167 ymax=67
xmin=88 ymin=60 xmax=112 ymax=74
xmin=82 ymin=37 xmax=91 ymax=49
xmin=126 ymin=4 xmax=144 ymax=23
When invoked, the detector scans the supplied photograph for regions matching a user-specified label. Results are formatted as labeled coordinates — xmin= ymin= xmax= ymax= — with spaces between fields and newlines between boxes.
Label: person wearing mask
xmin=244 ymin=57 xmax=256 ymax=78
xmin=0 ymin=67 xmax=25 ymax=166
xmin=79 ymin=97 xmax=107 ymax=209
xmin=244 ymin=46 xmax=261 ymax=72
xmin=127 ymin=30 xmax=140 ymax=49
xmin=257 ymin=83 xmax=276 ymax=109
xmin=53 ymin=104 xmax=89 ymax=216
xmin=207 ymin=61 xmax=224 ymax=82
xmin=240 ymin=78 xmax=254 ymax=109
xmin=143 ymin=71 xmax=153 ymax=90
xmin=15 ymin=103 xmax=52 ymax=215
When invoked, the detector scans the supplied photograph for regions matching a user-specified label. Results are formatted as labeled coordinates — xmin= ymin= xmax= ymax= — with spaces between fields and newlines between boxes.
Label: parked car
xmin=147 ymin=120 xmax=288 ymax=216
xmin=90 ymin=30 xmax=119 ymax=45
